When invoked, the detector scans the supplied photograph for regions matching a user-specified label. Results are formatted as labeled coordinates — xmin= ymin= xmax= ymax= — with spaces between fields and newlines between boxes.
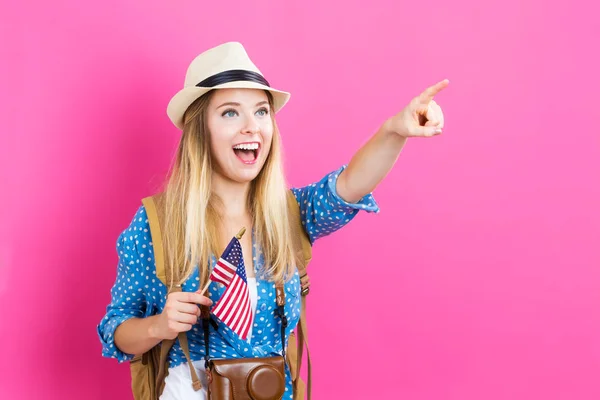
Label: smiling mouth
xmin=232 ymin=142 xmax=260 ymax=165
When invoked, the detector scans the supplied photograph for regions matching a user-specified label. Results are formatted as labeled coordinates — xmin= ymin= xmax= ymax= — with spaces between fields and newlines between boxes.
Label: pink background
xmin=1 ymin=0 xmax=599 ymax=399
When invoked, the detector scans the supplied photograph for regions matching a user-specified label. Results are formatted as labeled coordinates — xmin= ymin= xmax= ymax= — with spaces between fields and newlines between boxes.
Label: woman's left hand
xmin=384 ymin=79 xmax=449 ymax=138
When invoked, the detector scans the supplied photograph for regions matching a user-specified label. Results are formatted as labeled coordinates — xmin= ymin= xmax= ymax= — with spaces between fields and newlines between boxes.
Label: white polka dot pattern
xmin=97 ymin=165 xmax=379 ymax=398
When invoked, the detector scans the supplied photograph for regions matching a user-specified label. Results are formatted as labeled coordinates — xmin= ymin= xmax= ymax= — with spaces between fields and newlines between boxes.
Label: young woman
xmin=98 ymin=42 xmax=447 ymax=399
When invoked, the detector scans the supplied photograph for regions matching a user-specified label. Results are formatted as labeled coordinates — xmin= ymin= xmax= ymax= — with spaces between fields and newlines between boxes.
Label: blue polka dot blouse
xmin=97 ymin=165 xmax=379 ymax=398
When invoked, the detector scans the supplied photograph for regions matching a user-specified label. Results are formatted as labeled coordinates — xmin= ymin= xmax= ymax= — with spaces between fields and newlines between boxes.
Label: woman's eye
xmin=256 ymin=108 xmax=269 ymax=117
xmin=222 ymin=109 xmax=238 ymax=118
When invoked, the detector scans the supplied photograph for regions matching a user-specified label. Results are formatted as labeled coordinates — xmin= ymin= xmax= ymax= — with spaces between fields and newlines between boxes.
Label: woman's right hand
xmin=151 ymin=291 xmax=213 ymax=340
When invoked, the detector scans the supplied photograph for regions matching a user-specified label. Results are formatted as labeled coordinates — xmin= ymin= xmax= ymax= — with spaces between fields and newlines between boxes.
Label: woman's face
xmin=206 ymin=88 xmax=274 ymax=184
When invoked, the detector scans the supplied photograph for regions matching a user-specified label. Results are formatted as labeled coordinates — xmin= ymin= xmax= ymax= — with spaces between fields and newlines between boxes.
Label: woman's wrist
xmin=146 ymin=314 xmax=163 ymax=341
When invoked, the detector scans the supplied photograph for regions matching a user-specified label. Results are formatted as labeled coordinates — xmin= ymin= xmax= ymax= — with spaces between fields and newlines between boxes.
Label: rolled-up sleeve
xmin=97 ymin=206 xmax=151 ymax=363
xmin=291 ymin=165 xmax=380 ymax=244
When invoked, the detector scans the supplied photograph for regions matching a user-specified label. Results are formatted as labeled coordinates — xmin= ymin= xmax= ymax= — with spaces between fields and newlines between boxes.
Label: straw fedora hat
xmin=167 ymin=42 xmax=291 ymax=130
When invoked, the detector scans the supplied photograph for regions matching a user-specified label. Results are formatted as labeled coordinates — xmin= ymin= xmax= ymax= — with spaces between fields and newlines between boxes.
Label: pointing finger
xmin=418 ymin=79 xmax=449 ymax=104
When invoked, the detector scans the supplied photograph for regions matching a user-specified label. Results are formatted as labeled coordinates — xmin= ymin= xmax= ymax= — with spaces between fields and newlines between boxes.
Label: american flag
xmin=210 ymin=236 xmax=253 ymax=340
xmin=210 ymin=240 xmax=239 ymax=286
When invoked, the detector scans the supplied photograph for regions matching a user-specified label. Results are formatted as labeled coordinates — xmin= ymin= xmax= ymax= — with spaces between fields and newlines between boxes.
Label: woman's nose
xmin=242 ymin=117 xmax=261 ymax=135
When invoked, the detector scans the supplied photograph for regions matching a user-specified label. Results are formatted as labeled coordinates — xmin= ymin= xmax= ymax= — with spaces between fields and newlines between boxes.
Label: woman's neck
xmin=211 ymin=173 xmax=252 ymax=218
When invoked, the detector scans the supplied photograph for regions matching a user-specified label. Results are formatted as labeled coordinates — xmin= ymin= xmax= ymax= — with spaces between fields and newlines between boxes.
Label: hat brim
xmin=167 ymin=81 xmax=291 ymax=130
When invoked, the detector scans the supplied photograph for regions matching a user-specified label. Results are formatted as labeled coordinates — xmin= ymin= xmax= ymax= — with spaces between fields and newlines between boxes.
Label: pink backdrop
xmin=1 ymin=0 xmax=599 ymax=399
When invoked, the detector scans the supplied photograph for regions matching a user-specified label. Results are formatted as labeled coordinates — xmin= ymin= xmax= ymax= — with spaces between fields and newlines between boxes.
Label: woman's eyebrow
xmin=217 ymin=101 xmax=269 ymax=109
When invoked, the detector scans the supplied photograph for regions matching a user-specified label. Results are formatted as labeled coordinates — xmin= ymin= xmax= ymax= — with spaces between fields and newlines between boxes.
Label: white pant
xmin=160 ymin=361 xmax=209 ymax=400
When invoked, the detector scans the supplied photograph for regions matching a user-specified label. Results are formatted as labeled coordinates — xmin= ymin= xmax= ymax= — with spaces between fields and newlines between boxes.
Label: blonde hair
xmin=161 ymin=90 xmax=297 ymax=290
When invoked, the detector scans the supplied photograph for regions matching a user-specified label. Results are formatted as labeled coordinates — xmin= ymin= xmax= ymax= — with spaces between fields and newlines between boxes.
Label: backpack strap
xmin=177 ymin=326 xmax=203 ymax=391
xmin=142 ymin=195 xmax=167 ymax=285
xmin=297 ymin=296 xmax=311 ymax=399
xmin=142 ymin=194 xmax=203 ymax=394
xmin=285 ymin=190 xmax=312 ymax=293
xmin=285 ymin=190 xmax=313 ymax=400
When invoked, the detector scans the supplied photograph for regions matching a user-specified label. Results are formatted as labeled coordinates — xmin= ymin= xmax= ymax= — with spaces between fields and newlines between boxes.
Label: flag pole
xmin=198 ymin=227 xmax=246 ymax=296
xmin=235 ymin=227 xmax=246 ymax=240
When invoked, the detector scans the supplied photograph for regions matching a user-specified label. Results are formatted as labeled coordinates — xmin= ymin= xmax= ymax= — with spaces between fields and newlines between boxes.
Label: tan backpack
xmin=128 ymin=190 xmax=313 ymax=400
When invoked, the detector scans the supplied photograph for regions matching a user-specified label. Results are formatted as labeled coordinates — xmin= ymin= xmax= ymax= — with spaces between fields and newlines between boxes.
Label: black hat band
xmin=196 ymin=69 xmax=270 ymax=88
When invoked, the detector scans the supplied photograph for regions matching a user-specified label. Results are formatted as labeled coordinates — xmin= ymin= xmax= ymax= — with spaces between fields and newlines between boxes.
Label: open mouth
xmin=232 ymin=142 xmax=261 ymax=165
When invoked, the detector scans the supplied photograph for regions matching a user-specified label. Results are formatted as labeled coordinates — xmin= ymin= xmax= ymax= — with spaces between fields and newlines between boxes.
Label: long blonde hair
xmin=161 ymin=90 xmax=297 ymax=289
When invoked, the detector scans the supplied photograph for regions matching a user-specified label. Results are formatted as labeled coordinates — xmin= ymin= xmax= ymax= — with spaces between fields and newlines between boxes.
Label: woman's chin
xmin=223 ymin=167 xmax=263 ymax=184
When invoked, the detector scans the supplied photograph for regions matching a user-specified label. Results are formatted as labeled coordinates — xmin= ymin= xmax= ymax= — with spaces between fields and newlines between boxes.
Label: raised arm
xmin=336 ymin=79 xmax=449 ymax=203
